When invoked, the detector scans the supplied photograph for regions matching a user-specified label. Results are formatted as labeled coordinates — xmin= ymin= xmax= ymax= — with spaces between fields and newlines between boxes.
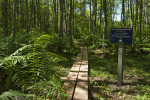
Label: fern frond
xmin=10 ymin=45 xmax=32 ymax=56
xmin=0 ymin=90 xmax=32 ymax=100
xmin=0 ymin=53 xmax=32 ymax=67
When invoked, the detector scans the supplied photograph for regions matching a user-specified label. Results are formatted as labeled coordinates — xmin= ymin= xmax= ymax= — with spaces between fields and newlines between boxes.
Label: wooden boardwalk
xmin=62 ymin=47 xmax=88 ymax=100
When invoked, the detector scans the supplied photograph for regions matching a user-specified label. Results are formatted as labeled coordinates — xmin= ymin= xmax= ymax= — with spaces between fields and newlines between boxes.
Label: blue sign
xmin=110 ymin=28 xmax=133 ymax=44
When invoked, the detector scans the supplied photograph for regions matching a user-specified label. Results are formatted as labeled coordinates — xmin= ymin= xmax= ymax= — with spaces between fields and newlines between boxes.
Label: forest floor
xmin=88 ymin=49 xmax=150 ymax=100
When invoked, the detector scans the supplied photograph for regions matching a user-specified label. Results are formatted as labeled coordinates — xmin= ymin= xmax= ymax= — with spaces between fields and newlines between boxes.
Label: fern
xmin=0 ymin=45 xmax=32 ymax=67
xmin=0 ymin=90 xmax=32 ymax=100
xmin=27 ymin=81 xmax=68 ymax=99
xmin=0 ymin=34 xmax=69 ymax=99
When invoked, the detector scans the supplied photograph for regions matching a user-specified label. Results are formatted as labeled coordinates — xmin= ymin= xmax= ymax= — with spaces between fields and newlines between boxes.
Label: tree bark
xmin=72 ymin=0 xmax=75 ymax=37
xmin=53 ymin=0 xmax=58 ymax=33
xmin=89 ymin=0 xmax=91 ymax=30
xmin=130 ymin=0 xmax=133 ymax=28
xmin=64 ymin=0 xmax=68 ymax=36
xmin=12 ymin=0 xmax=16 ymax=42
xmin=103 ymin=0 xmax=107 ymax=39
xmin=122 ymin=0 xmax=125 ymax=27
xmin=92 ymin=0 xmax=97 ymax=35
xmin=69 ymin=0 xmax=73 ymax=46
xmin=102 ymin=0 xmax=107 ymax=52
xmin=2 ymin=0 xmax=9 ymax=35
xmin=26 ymin=0 xmax=29 ymax=32
xmin=59 ymin=0 xmax=64 ymax=37
xmin=139 ymin=0 xmax=143 ymax=43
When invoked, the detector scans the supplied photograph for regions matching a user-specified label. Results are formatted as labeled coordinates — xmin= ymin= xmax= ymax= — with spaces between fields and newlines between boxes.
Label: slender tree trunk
xmin=126 ymin=0 xmax=130 ymax=28
xmin=46 ymin=0 xmax=50 ymax=32
xmin=2 ymin=0 xmax=8 ymax=35
xmin=102 ymin=0 xmax=107 ymax=52
xmin=30 ymin=0 xmax=33 ymax=27
xmin=109 ymin=0 xmax=112 ymax=24
xmin=33 ymin=1 xmax=36 ymax=27
xmin=100 ymin=0 xmax=103 ymax=23
xmin=103 ymin=0 xmax=107 ymax=39
xmin=59 ymin=0 xmax=64 ymax=37
xmin=53 ymin=0 xmax=57 ymax=33
xmin=8 ymin=0 xmax=12 ymax=26
xmin=92 ymin=0 xmax=97 ymax=35
xmin=38 ymin=0 xmax=41 ymax=29
xmin=139 ymin=0 xmax=143 ymax=43
xmin=64 ymin=0 xmax=68 ymax=36
xmin=69 ymin=0 xmax=73 ymax=46
xmin=12 ymin=0 xmax=16 ymax=42
xmin=72 ymin=0 xmax=74 ymax=37
xmin=146 ymin=0 xmax=148 ymax=38
xmin=89 ymin=0 xmax=91 ymax=30
xmin=21 ymin=0 xmax=25 ymax=29
xmin=122 ymin=0 xmax=125 ymax=27
xmin=56 ymin=0 xmax=59 ymax=33
xmin=135 ymin=0 xmax=138 ymax=31
xmin=112 ymin=0 xmax=115 ymax=27
xmin=26 ymin=0 xmax=29 ymax=32
xmin=130 ymin=0 xmax=133 ymax=28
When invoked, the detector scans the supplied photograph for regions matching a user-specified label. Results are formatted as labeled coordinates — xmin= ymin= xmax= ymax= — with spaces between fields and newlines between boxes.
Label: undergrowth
xmin=89 ymin=49 xmax=150 ymax=100
xmin=0 ymin=33 xmax=79 ymax=99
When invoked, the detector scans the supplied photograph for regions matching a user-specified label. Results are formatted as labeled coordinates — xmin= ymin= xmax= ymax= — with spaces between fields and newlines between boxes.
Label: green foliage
xmin=0 ymin=90 xmax=32 ymax=100
xmin=89 ymin=49 xmax=150 ymax=99
xmin=80 ymin=32 xmax=93 ymax=45
xmin=34 ymin=34 xmax=70 ymax=52
xmin=28 ymin=81 xmax=68 ymax=99
xmin=0 ymin=33 xmax=74 ymax=99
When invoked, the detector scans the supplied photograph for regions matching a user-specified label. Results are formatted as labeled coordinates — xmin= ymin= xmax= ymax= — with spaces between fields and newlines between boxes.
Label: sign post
xmin=110 ymin=28 xmax=133 ymax=86
xmin=118 ymin=44 xmax=124 ymax=85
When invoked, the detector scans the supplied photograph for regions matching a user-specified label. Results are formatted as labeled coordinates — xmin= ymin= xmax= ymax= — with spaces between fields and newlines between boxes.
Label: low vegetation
xmin=88 ymin=48 xmax=150 ymax=100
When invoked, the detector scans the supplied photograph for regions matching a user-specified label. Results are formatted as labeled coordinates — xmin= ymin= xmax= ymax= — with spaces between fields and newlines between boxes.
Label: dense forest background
xmin=0 ymin=0 xmax=150 ymax=99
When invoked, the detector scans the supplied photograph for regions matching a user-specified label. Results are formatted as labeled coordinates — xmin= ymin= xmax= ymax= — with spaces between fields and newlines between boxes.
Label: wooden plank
xmin=74 ymin=54 xmax=82 ymax=65
xmin=62 ymin=46 xmax=89 ymax=100
xmin=71 ymin=64 xmax=80 ymax=72
xmin=62 ymin=72 xmax=78 ymax=99
xmin=63 ymin=81 xmax=76 ymax=100
xmin=77 ymin=72 xmax=88 ymax=81
xmin=73 ymin=82 xmax=88 ymax=100
xmin=82 ymin=60 xmax=88 ymax=65
xmin=80 ymin=64 xmax=88 ymax=72
xmin=67 ymin=72 xmax=78 ymax=81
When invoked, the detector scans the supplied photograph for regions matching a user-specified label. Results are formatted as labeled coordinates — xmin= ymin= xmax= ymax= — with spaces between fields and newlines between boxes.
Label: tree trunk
xmin=130 ymin=0 xmax=133 ymax=28
xmin=92 ymin=0 xmax=97 ymax=35
xmin=145 ymin=0 xmax=148 ymax=39
xmin=30 ymin=0 xmax=33 ymax=27
xmin=53 ymin=0 xmax=58 ymax=33
xmin=72 ymin=0 xmax=74 ymax=38
xmin=122 ymin=0 xmax=125 ymax=27
xmin=64 ymin=0 xmax=68 ymax=36
xmin=12 ymin=0 xmax=16 ymax=42
xmin=2 ymin=0 xmax=9 ymax=35
xmin=20 ymin=0 xmax=25 ymax=29
xmin=102 ymin=0 xmax=107 ymax=52
xmin=139 ymin=0 xmax=143 ymax=43
xmin=103 ymin=0 xmax=107 ymax=39
xmin=69 ymin=0 xmax=73 ymax=46
xmin=59 ymin=0 xmax=64 ymax=37
xmin=33 ymin=1 xmax=36 ymax=27
xmin=100 ymin=0 xmax=103 ymax=23
xmin=89 ymin=0 xmax=91 ymax=30
xmin=56 ymin=0 xmax=59 ymax=33
xmin=26 ymin=0 xmax=29 ymax=32
xmin=38 ymin=0 xmax=41 ymax=29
